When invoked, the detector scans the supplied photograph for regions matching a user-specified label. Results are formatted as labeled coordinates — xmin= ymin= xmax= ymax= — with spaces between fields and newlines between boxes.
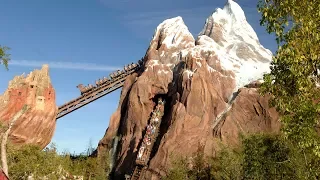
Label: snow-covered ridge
xmin=146 ymin=0 xmax=272 ymax=91
xmin=151 ymin=16 xmax=195 ymax=49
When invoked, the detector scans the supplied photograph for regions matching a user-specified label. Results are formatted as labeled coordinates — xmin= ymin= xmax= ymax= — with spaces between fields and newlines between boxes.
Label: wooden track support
xmin=56 ymin=59 xmax=143 ymax=120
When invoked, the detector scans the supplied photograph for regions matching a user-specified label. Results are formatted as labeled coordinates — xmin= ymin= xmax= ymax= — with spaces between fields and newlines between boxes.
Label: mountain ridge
xmin=98 ymin=1 xmax=279 ymax=179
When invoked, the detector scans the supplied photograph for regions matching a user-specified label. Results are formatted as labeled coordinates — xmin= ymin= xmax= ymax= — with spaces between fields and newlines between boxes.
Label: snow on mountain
xmin=99 ymin=1 xmax=278 ymax=178
xmin=198 ymin=0 xmax=272 ymax=89
xmin=145 ymin=0 xmax=272 ymax=93
xmin=152 ymin=16 xmax=195 ymax=50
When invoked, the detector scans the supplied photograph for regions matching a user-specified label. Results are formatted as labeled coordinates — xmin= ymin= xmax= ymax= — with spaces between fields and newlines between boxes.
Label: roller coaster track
xmin=129 ymin=98 xmax=165 ymax=180
xmin=56 ymin=59 xmax=164 ymax=180
xmin=56 ymin=62 xmax=142 ymax=120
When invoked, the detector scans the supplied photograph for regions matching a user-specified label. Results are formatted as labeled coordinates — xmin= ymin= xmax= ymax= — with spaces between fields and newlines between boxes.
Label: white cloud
xmin=9 ymin=60 xmax=122 ymax=71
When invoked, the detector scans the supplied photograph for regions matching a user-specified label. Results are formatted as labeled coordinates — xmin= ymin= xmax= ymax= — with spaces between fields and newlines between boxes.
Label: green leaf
xmin=259 ymin=0 xmax=320 ymax=157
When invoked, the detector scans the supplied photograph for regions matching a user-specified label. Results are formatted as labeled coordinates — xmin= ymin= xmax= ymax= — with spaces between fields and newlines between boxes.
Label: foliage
xmin=6 ymin=143 xmax=110 ymax=180
xmin=0 ymin=46 xmax=10 ymax=70
xmin=163 ymin=156 xmax=189 ymax=180
xmin=242 ymin=134 xmax=320 ymax=179
xmin=164 ymin=145 xmax=242 ymax=180
xmin=163 ymin=146 xmax=212 ymax=180
xmin=210 ymin=146 xmax=243 ymax=180
xmin=164 ymin=134 xmax=320 ymax=180
xmin=8 ymin=144 xmax=62 ymax=179
xmin=258 ymin=0 xmax=320 ymax=155
xmin=242 ymin=134 xmax=292 ymax=179
xmin=66 ymin=153 xmax=110 ymax=180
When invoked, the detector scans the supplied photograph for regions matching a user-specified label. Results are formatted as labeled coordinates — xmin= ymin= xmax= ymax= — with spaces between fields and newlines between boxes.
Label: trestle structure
xmin=56 ymin=60 xmax=142 ymax=120
xmin=55 ymin=59 xmax=165 ymax=180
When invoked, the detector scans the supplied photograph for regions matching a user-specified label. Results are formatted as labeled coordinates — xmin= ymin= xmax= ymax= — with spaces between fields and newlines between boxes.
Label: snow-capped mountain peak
xmin=197 ymin=0 xmax=272 ymax=89
xmin=145 ymin=0 xmax=272 ymax=92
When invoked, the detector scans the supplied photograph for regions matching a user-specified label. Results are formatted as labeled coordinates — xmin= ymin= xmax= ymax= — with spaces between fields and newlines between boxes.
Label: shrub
xmin=164 ymin=146 xmax=216 ymax=180
xmin=210 ymin=146 xmax=243 ymax=180
xmin=6 ymin=143 xmax=110 ymax=180
xmin=164 ymin=133 xmax=320 ymax=180
xmin=242 ymin=134 xmax=320 ymax=180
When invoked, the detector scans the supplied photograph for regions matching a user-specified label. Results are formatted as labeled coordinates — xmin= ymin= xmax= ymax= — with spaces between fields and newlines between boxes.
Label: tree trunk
xmin=1 ymin=105 xmax=28 ymax=178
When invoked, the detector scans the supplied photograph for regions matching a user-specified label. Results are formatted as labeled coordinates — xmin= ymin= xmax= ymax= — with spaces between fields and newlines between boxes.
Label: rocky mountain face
xmin=0 ymin=65 xmax=57 ymax=148
xmin=98 ymin=0 xmax=280 ymax=179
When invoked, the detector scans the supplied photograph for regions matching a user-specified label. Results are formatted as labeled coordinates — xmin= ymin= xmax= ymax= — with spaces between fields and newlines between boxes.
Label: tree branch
xmin=1 ymin=105 xmax=28 ymax=178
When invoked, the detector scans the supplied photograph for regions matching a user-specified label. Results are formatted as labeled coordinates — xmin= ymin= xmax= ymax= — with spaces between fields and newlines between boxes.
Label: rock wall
xmin=0 ymin=65 xmax=57 ymax=148
xmin=98 ymin=0 xmax=280 ymax=179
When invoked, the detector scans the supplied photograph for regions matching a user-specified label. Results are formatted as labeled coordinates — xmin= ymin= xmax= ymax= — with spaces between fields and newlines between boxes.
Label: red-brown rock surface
xmin=98 ymin=1 xmax=280 ymax=179
xmin=0 ymin=65 xmax=57 ymax=148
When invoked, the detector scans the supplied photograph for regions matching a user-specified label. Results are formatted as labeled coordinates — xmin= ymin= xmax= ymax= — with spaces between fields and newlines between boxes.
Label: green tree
xmin=0 ymin=46 xmax=10 ymax=70
xmin=163 ymin=134 xmax=320 ymax=180
xmin=164 ymin=145 xmax=240 ymax=180
xmin=163 ymin=156 xmax=190 ymax=180
xmin=258 ymin=0 xmax=320 ymax=155
xmin=5 ymin=142 xmax=110 ymax=179
xmin=242 ymin=134 xmax=294 ymax=179
xmin=7 ymin=144 xmax=66 ymax=179
xmin=242 ymin=134 xmax=320 ymax=179
xmin=210 ymin=146 xmax=243 ymax=180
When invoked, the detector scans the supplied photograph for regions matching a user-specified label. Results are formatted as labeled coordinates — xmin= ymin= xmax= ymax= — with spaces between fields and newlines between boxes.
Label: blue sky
xmin=0 ymin=0 xmax=277 ymax=154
